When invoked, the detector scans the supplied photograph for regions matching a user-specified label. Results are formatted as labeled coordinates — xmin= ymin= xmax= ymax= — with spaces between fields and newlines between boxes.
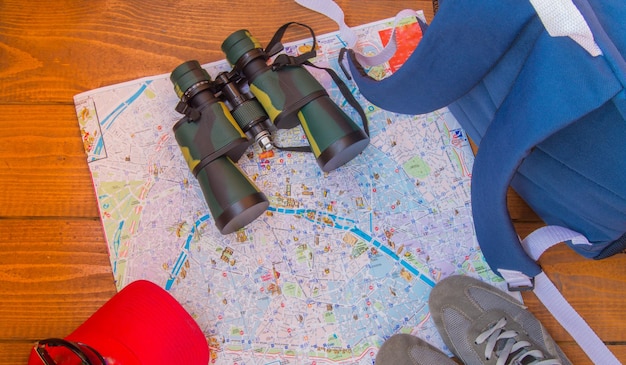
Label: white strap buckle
xmin=498 ymin=269 xmax=535 ymax=292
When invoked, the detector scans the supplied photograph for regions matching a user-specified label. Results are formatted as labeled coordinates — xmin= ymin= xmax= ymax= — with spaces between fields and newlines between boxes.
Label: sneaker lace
xmin=475 ymin=317 xmax=562 ymax=365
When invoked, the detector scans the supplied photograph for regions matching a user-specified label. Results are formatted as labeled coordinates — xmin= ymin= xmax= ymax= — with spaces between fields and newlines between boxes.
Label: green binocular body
xmin=171 ymin=61 xmax=269 ymax=235
xmin=222 ymin=29 xmax=369 ymax=172
xmin=170 ymin=27 xmax=369 ymax=234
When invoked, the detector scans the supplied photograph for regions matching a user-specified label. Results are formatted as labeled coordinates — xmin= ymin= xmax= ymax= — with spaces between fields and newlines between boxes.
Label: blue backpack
xmin=345 ymin=0 xmax=626 ymax=270
xmin=298 ymin=0 xmax=626 ymax=363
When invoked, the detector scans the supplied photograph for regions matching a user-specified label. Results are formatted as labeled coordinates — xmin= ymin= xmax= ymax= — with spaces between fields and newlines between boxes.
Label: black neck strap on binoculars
xmin=265 ymin=22 xmax=318 ymax=68
xmin=265 ymin=22 xmax=370 ymax=141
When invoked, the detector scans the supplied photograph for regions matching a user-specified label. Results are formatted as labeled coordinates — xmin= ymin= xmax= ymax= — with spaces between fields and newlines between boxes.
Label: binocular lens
xmin=299 ymin=97 xmax=370 ymax=171
xmin=195 ymin=156 xmax=269 ymax=234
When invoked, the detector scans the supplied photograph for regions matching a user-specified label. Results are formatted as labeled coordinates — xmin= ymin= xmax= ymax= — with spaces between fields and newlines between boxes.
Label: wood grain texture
xmin=521 ymin=244 xmax=626 ymax=339
xmin=0 ymin=1 xmax=624 ymax=364
xmin=0 ymin=219 xmax=114 ymax=330
xmin=0 ymin=0 xmax=434 ymax=103
xmin=0 ymin=219 xmax=115 ymax=364
xmin=0 ymin=105 xmax=99 ymax=218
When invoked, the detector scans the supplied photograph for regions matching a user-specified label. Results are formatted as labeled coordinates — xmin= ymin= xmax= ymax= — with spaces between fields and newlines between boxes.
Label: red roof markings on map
xmin=377 ymin=20 xmax=424 ymax=73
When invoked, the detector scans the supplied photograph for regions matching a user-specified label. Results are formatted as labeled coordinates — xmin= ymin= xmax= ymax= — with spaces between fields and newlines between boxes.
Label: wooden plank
xmin=0 ymin=0 xmax=434 ymax=104
xmin=521 ymin=244 xmax=626 ymax=341
xmin=2 ymin=1 xmax=624 ymax=364
xmin=0 ymin=342 xmax=34 ymax=365
xmin=508 ymin=188 xmax=542 ymax=221
xmin=0 ymin=219 xmax=115 ymax=340
xmin=557 ymin=343 xmax=626 ymax=365
xmin=512 ymin=220 xmax=626 ymax=346
xmin=0 ymin=105 xmax=99 ymax=218
xmin=513 ymin=221 xmax=547 ymax=239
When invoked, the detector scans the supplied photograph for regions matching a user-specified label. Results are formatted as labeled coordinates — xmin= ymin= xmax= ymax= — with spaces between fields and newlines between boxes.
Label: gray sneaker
xmin=429 ymin=275 xmax=571 ymax=365
xmin=375 ymin=333 xmax=457 ymax=365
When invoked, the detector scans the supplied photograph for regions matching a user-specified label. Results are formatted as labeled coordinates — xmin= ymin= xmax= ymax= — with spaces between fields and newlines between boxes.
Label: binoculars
xmin=170 ymin=29 xmax=369 ymax=234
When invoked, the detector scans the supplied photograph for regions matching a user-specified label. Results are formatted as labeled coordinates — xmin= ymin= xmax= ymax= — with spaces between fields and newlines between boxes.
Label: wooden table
xmin=1 ymin=1 xmax=624 ymax=363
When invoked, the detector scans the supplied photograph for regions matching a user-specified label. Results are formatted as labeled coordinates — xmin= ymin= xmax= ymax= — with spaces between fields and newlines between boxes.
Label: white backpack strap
xmin=294 ymin=0 xmax=358 ymax=48
xmin=501 ymin=226 xmax=621 ymax=364
xmin=529 ymin=0 xmax=602 ymax=56
xmin=294 ymin=0 xmax=423 ymax=68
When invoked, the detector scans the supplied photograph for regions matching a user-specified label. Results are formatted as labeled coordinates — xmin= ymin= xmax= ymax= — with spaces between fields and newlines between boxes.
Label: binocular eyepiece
xmin=170 ymin=27 xmax=369 ymax=234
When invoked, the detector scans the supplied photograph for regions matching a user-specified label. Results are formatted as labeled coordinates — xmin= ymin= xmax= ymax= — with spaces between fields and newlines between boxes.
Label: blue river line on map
xmin=164 ymin=206 xmax=436 ymax=290
xmin=92 ymin=81 xmax=153 ymax=156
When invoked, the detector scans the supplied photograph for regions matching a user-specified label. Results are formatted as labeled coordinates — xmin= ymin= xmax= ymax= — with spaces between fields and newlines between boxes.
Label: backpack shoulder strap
xmin=342 ymin=0 xmax=537 ymax=115
xmin=513 ymin=227 xmax=622 ymax=364
xmin=478 ymin=3 xmax=625 ymax=362
xmin=473 ymin=0 xmax=625 ymax=280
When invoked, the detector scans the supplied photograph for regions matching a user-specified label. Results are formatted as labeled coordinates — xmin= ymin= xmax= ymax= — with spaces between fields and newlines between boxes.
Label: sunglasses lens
xmin=30 ymin=339 xmax=105 ymax=365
